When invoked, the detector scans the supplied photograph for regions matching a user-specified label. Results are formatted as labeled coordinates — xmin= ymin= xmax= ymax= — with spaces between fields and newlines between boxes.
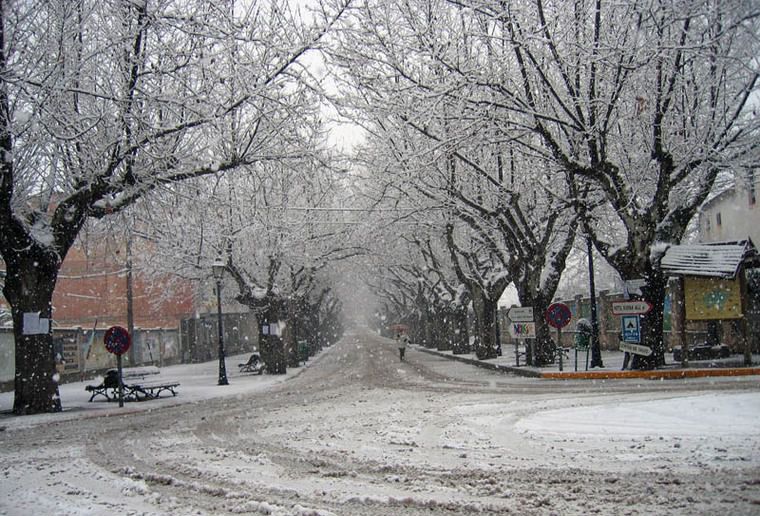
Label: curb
xmin=542 ymin=367 xmax=760 ymax=380
xmin=414 ymin=346 xmax=760 ymax=380
xmin=415 ymin=346 xmax=541 ymax=378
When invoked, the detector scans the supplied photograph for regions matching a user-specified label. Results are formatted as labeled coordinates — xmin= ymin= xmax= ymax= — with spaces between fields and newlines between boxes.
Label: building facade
xmin=0 ymin=232 xmax=197 ymax=387
xmin=698 ymin=171 xmax=760 ymax=244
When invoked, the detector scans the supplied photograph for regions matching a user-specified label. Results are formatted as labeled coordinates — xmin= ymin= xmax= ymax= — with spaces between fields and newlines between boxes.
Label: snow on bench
xmin=85 ymin=369 xmax=179 ymax=402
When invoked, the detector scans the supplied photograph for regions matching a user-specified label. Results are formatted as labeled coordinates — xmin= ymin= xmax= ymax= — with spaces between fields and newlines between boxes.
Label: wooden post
xmin=740 ymin=265 xmax=752 ymax=366
xmin=515 ymin=340 xmax=521 ymax=366
xmin=670 ymin=277 xmax=688 ymax=367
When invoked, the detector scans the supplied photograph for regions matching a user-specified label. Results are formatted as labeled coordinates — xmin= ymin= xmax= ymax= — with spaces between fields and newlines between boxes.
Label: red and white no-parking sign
xmin=545 ymin=303 xmax=572 ymax=329
xmin=104 ymin=326 xmax=131 ymax=355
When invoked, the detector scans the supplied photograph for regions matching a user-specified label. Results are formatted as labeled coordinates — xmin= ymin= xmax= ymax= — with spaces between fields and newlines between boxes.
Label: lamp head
xmin=212 ymin=259 xmax=226 ymax=281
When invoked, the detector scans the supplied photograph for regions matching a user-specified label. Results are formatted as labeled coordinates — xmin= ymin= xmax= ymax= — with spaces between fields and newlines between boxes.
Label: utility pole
xmin=126 ymin=233 xmax=135 ymax=366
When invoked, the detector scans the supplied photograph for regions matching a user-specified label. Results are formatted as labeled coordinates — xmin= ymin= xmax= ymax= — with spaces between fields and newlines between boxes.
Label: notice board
xmin=684 ymin=276 xmax=743 ymax=320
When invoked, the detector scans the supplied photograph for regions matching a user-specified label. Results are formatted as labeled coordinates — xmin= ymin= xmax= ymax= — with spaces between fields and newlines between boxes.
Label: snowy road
xmin=2 ymin=328 xmax=760 ymax=515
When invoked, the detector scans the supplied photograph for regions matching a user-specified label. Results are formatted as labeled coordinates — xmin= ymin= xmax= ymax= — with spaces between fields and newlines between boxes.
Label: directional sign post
xmin=620 ymin=341 xmax=652 ymax=356
xmin=623 ymin=279 xmax=647 ymax=298
xmin=612 ymin=301 xmax=653 ymax=315
xmin=104 ymin=326 xmax=131 ymax=408
xmin=508 ymin=322 xmax=535 ymax=366
xmin=621 ymin=315 xmax=641 ymax=343
xmin=545 ymin=303 xmax=572 ymax=371
xmin=508 ymin=307 xmax=534 ymax=322
xmin=508 ymin=307 xmax=535 ymax=366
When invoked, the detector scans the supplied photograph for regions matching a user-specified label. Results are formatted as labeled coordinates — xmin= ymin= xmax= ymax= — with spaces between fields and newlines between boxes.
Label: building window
xmin=705 ymin=216 xmax=711 ymax=232
xmin=716 ymin=212 xmax=722 ymax=226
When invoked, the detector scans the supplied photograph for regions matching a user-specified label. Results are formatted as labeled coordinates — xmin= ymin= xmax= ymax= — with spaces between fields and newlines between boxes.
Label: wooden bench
xmin=238 ymin=352 xmax=264 ymax=374
xmin=86 ymin=370 xmax=179 ymax=402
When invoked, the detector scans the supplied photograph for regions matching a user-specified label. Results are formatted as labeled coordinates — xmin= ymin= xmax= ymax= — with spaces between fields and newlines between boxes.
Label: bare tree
xmin=0 ymin=0 xmax=350 ymax=414
xmin=135 ymin=137 xmax=362 ymax=371
xmin=326 ymin=0 xmax=580 ymax=362
xmin=440 ymin=0 xmax=760 ymax=367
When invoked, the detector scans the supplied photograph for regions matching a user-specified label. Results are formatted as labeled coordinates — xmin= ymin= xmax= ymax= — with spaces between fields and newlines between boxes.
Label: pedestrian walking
xmin=398 ymin=333 xmax=409 ymax=361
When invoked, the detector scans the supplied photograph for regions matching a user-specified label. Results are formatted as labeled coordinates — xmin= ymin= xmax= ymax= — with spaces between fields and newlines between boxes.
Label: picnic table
xmin=85 ymin=369 xmax=180 ymax=402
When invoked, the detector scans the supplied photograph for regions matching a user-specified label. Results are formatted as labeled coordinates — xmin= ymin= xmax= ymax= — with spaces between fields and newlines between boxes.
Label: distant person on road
xmin=398 ymin=333 xmax=409 ymax=361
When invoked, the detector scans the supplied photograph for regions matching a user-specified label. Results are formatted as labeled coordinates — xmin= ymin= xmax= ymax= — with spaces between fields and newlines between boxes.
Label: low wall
xmin=0 ymin=326 xmax=180 ymax=392
xmin=180 ymin=312 xmax=259 ymax=363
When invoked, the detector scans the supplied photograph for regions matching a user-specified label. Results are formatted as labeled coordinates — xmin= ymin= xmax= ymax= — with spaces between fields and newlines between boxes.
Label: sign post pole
xmin=545 ymin=303 xmax=572 ymax=371
xmin=507 ymin=307 xmax=535 ymax=367
xmin=104 ymin=326 xmax=131 ymax=408
xmin=116 ymin=353 xmax=124 ymax=407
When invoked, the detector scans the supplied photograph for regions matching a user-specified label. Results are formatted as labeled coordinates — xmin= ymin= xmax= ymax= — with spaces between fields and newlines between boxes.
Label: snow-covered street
xmin=2 ymin=329 xmax=760 ymax=515
xmin=2 ymin=2 xmax=760 ymax=514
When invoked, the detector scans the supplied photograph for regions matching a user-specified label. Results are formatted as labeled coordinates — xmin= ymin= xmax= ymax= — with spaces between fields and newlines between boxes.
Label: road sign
xmin=507 ymin=307 xmax=534 ymax=322
xmin=621 ymin=315 xmax=641 ymax=343
xmin=545 ymin=303 xmax=572 ymax=329
xmin=612 ymin=301 xmax=653 ymax=315
xmin=508 ymin=322 xmax=536 ymax=339
xmin=623 ymin=279 xmax=647 ymax=297
xmin=104 ymin=326 xmax=131 ymax=355
xmin=620 ymin=341 xmax=652 ymax=356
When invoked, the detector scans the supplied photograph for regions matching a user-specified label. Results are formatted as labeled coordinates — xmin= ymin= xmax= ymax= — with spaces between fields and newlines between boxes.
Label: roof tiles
xmin=660 ymin=239 xmax=756 ymax=278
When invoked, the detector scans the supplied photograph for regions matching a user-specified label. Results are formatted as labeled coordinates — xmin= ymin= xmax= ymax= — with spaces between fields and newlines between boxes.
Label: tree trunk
xmin=419 ymin=305 xmax=433 ymax=347
xmin=257 ymin=305 xmax=287 ymax=375
xmin=451 ymin=304 xmax=470 ymax=354
xmin=260 ymin=334 xmax=287 ymax=374
xmin=533 ymin=317 xmax=556 ymax=366
xmin=435 ymin=308 xmax=452 ymax=351
xmin=517 ymin=294 xmax=554 ymax=366
xmin=426 ymin=314 xmax=436 ymax=347
xmin=3 ymin=249 xmax=62 ymax=414
xmin=472 ymin=292 xmax=499 ymax=360
xmin=285 ymin=298 xmax=300 ymax=368
xmin=632 ymin=272 xmax=668 ymax=369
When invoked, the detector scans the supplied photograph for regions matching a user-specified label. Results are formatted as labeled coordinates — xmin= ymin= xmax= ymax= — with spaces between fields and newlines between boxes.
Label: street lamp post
xmin=212 ymin=259 xmax=229 ymax=386
xmin=587 ymin=235 xmax=604 ymax=368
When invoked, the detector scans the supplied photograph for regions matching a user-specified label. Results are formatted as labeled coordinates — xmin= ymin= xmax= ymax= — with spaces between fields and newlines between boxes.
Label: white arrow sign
xmin=612 ymin=301 xmax=653 ymax=315
xmin=620 ymin=342 xmax=652 ymax=356
xmin=507 ymin=307 xmax=534 ymax=322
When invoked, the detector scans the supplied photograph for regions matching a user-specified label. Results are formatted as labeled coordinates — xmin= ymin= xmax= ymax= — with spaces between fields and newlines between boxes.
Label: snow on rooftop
xmin=660 ymin=239 xmax=756 ymax=278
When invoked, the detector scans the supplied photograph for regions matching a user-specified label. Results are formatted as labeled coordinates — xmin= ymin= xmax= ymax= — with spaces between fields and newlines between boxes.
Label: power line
xmin=252 ymin=206 xmax=445 ymax=212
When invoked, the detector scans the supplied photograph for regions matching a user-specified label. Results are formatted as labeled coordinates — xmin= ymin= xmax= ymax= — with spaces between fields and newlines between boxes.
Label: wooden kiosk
xmin=661 ymin=239 xmax=759 ymax=366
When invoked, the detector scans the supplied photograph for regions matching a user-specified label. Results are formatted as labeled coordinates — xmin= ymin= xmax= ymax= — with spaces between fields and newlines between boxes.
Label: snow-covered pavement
xmin=0 ymin=352 xmax=294 ymax=431
xmin=1 ymin=328 xmax=759 ymax=515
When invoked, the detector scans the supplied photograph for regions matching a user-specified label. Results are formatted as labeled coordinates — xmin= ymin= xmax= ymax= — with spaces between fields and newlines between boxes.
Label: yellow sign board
xmin=684 ymin=276 xmax=743 ymax=320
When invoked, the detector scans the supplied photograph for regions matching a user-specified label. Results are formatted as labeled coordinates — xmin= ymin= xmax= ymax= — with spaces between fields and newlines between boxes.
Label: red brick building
xmin=52 ymin=240 xmax=195 ymax=330
xmin=1 ymin=239 xmax=195 ymax=331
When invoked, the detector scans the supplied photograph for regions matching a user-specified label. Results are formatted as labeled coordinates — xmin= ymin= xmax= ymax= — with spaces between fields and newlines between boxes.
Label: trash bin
xmin=574 ymin=318 xmax=591 ymax=371
xmin=298 ymin=340 xmax=309 ymax=362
